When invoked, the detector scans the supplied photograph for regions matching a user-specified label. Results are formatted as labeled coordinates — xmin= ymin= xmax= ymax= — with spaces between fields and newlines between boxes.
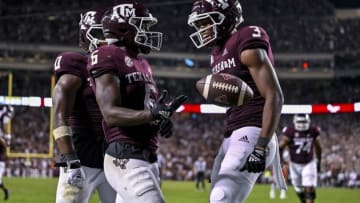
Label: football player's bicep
xmin=94 ymin=73 xmax=122 ymax=117
xmin=240 ymin=48 xmax=282 ymax=99
xmin=53 ymin=74 xmax=82 ymax=127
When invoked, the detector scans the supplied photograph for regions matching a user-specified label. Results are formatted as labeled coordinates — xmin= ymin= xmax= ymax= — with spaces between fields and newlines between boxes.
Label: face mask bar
xmin=188 ymin=11 xmax=225 ymax=48
xmin=129 ymin=16 xmax=163 ymax=51
xmin=86 ymin=24 xmax=107 ymax=52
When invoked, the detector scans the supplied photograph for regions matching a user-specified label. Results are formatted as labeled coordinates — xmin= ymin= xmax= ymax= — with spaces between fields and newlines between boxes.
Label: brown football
xmin=196 ymin=73 xmax=254 ymax=107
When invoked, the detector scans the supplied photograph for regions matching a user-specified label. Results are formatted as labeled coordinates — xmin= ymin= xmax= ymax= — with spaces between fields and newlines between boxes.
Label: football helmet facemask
xmin=79 ymin=10 xmax=106 ymax=52
xmin=101 ymin=1 xmax=162 ymax=54
xmin=188 ymin=0 xmax=243 ymax=48
xmin=293 ymin=114 xmax=311 ymax=131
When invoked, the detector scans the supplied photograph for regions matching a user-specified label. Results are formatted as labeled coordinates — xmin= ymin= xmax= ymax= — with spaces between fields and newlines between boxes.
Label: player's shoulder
xmin=88 ymin=45 xmax=130 ymax=77
xmin=235 ymin=25 xmax=269 ymax=39
xmin=282 ymin=126 xmax=295 ymax=136
xmin=55 ymin=51 xmax=87 ymax=68
xmin=309 ymin=125 xmax=321 ymax=135
xmin=90 ymin=45 xmax=128 ymax=66
xmin=95 ymin=45 xmax=126 ymax=57
xmin=232 ymin=25 xmax=271 ymax=53
xmin=56 ymin=51 xmax=87 ymax=63
xmin=54 ymin=51 xmax=87 ymax=75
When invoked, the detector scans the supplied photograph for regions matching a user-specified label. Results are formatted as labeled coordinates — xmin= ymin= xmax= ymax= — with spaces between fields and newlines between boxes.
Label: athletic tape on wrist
xmin=53 ymin=126 xmax=72 ymax=140
xmin=256 ymin=136 xmax=270 ymax=148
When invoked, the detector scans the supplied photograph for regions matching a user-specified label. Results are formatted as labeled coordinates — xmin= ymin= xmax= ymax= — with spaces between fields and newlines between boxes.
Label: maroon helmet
xmin=187 ymin=0 xmax=243 ymax=48
xmin=101 ymin=0 xmax=162 ymax=54
xmin=79 ymin=9 xmax=106 ymax=52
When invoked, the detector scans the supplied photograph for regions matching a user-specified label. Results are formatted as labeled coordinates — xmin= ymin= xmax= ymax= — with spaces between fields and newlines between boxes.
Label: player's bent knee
xmin=210 ymin=187 xmax=229 ymax=203
xmin=304 ymin=191 xmax=316 ymax=200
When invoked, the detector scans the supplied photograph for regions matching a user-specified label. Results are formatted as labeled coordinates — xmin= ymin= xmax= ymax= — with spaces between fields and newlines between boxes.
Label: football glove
xmin=241 ymin=148 xmax=267 ymax=173
xmin=159 ymin=119 xmax=173 ymax=138
xmin=66 ymin=161 xmax=86 ymax=189
xmin=55 ymin=152 xmax=86 ymax=189
xmin=150 ymin=90 xmax=187 ymax=120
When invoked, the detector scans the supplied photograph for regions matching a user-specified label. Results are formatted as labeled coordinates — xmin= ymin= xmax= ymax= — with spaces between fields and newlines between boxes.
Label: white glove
xmin=66 ymin=160 xmax=86 ymax=189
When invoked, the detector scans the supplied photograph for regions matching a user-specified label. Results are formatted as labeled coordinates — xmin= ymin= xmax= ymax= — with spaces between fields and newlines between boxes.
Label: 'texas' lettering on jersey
xmin=125 ymin=72 xmax=154 ymax=84
xmin=212 ymin=57 xmax=236 ymax=73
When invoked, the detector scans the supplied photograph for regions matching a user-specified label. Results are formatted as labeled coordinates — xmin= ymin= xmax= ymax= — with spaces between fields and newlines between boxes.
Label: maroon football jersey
xmin=282 ymin=126 xmax=321 ymax=164
xmin=87 ymin=45 xmax=159 ymax=153
xmin=210 ymin=25 xmax=274 ymax=134
xmin=54 ymin=52 xmax=105 ymax=168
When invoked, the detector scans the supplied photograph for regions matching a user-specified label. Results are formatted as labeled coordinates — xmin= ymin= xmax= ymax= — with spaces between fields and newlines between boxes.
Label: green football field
xmin=2 ymin=177 xmax=359 ymax=203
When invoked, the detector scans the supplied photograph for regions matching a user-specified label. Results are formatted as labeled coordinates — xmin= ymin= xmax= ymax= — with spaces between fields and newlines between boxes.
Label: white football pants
xmin=289 ymin=159 xmax=317 ymax=192
xmin=210 ymin=126 xmax=282 ymax=203
xmin=103 ymin=154 xmax=165 ymax=203
xmin=56 ymin=166 xmax=117 ymax=203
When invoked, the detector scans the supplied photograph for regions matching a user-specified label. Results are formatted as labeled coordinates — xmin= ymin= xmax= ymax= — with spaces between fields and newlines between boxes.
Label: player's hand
xmin=151 ymin=90 xmax=188 ymax=120
xmin=54 ymin=152 xmax=86 ymax=188
xmin=241 ymin=148 xmax=266 ymax=173
xmin=159 ymin=119 xmax=173 ymax=138
xmin=66 ymin=161 xmax=86 ymax=189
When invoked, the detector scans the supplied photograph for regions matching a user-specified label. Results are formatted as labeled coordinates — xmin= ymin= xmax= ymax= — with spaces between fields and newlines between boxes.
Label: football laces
xmin=212 ymin=81 xmax=239 ymax=93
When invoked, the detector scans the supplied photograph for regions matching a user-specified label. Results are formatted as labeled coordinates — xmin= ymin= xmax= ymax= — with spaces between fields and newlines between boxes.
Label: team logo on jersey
xmin=113 ymin=158 xmax=129 ymax=169
xmin=124 ymin=56 xmax=134 ymax=67
xmin=212 ymin=57 xmax=236 ymax=73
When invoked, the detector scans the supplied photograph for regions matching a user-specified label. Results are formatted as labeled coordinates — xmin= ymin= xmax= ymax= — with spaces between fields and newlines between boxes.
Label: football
xmin=195 ymin=73 xmax=254 ymax=107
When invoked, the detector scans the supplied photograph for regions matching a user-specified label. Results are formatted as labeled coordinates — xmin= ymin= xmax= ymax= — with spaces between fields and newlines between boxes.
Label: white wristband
xmin=53 ymin=126 xmax=72 ymax=140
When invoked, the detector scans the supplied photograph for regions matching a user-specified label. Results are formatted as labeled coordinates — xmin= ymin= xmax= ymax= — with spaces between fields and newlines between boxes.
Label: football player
xmin=187 ymin=1 xmax=286 ymax=202
xmin=52 ymin=9 xmax=117 ymax=203
xmin=0 ymin=106 xmax=12 ymax=200
xmin=87 ymin=1 xmax=187 ymax=203
xmin=279 ymin=114 xmax=322 ymax=203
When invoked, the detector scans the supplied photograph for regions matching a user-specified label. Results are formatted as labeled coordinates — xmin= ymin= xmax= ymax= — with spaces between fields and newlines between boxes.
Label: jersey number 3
xmin=250 ymin=26 xmax=261 ymax=38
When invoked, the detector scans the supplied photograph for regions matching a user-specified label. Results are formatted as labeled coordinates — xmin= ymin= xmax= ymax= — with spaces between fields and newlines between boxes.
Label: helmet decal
xmin=102 ymin=1 xmax=162 ymax=53
xmin=110 ymin=4 xmax=135 ymax=22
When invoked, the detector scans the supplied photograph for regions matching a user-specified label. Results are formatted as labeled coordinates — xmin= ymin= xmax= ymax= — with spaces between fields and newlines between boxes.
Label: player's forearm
xmin=258 ymin=91 xmax=284 ymax=147
xmin=55 ymin=136 xmax=76 ymax=154
xmin=102 ymin=106 xmax=153 ymax=127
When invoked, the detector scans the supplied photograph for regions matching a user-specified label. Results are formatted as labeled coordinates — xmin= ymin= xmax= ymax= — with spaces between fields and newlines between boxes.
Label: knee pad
xmin=304 ymin=191 xmax=316 ymax=200
xmin=124 ymin=166 xmax=158 ymax=197
xmin=210 ymin=187 xmax=230 ymax=203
